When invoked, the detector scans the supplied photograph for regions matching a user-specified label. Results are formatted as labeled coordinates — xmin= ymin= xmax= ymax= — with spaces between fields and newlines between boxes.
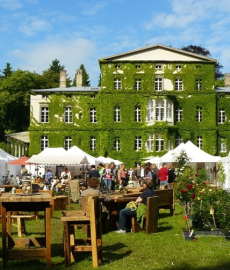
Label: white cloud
xmin=0 ymin=0 xmax=23 ymax=10
xmin=82 ymin=2 xmax=107 ymax=15
xmin=19 ymin=17 xmax=52 ymax=36
xmin=10 ymin=38 xmax=100 ymax=85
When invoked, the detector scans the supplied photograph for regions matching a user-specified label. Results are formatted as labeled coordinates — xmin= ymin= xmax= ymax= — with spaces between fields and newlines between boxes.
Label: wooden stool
xmin=61 ymin=195 xmax=102 ymax=268
xmin=11 ymin=214 xmax=35 ymax=237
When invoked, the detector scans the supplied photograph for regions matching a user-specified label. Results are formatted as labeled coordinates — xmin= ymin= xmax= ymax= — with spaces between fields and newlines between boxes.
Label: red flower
xmin=187 ymin=184 xmax=193 ymax=189
xmin=195 ymin=174 xmax=199 ymax=177
xmin=191 ymin=193 xmax=196 ymax=199
xmin=181 ymin=190 xmax=187 ymax=194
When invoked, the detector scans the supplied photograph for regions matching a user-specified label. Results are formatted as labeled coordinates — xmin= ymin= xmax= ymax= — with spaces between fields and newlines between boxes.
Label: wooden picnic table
xmin=0 ymin=193 xmax=52 ymax=268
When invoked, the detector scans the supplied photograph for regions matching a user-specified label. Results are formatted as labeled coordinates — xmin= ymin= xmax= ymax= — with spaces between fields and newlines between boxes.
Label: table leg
xmin=45 ymin=206 xmax=51 ymax=268
xmin=2 ymin=205 xmax=7 ymax=269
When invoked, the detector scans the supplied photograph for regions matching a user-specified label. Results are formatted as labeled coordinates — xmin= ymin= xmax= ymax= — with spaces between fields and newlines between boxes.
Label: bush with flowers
xmin=174 ymin=151 xmax=230 ymax=232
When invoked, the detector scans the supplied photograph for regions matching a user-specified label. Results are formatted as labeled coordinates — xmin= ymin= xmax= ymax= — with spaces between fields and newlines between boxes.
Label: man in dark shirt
xmin=89 ymin=165 xmax=100 ymax=179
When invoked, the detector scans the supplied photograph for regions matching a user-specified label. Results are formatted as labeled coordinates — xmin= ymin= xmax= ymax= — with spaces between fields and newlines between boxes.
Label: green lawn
xmin=1 ymin=202 xmax=230 ymax=270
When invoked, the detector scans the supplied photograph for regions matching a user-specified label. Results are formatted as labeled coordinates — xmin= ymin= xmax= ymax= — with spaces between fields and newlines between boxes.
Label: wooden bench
xmin=132 ymin=196 xmax=159 ymax=234
xmin=155 ymin=188 xmax=175 ymax=216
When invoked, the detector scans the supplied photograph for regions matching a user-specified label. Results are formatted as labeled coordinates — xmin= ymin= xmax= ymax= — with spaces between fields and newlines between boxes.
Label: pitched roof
xmin=99 ymin=44 xmax=217 ymax=62
xmin=31 ymin=86 xmax=101 ymax=93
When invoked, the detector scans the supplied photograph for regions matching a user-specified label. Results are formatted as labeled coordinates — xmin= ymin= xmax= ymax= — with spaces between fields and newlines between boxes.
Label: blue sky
xmin=0 ymin=0 xmax=230 ymax=86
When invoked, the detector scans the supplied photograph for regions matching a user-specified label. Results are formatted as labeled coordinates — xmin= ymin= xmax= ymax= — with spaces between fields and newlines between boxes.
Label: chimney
xmin=60 ymin=70 xmax=66 ymax=88
xmin=76 ymin=69 xmax=83 ymax=87
xmin=225 ymin=73 xmax=230 ymax=87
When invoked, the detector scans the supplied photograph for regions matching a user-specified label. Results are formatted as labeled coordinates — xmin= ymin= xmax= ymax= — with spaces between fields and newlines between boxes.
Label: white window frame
xmin=175 ymin=136 xmax=182 ymax=147
xmin=155 ymin=64 xmax=162 ymax=69
xmin=64 ymin=107 xmax=72 ymax=123
xmin=154 ymin=77 xmax=163 ymax=91
xmin=197 ymin=136 xmax=203 ymax=149
xmin=196 ymin=79 xmax=202 ymax=91
xmin=114 ymin=107 xmax=121 ymax=122
xmin=196 ymin=106 xmax=202 ymax=122
xmin=114 ymin=78 xmax=121 ymax=90
xmin=135 ymin=136 xmax=142 ymax=151
xmin=135 ymin=79 xmax=141 ymax=90
xmin=90 ymin=136 xmax=96 ymax=151
xmin=175 ymin=78 xmax=183 ymax=91
xmin=146 ymin=99 xmax=173 ymax=124
xmin=220 ymin=138 xmax=227 ymax=153
xmin=90 ymin=108 xmax=97 ymax=123
xmin=135 ymin=64 xmax=141 ymax=69
xmin=114 ymin=140 xmax=120 ymax=151
xmin=155 ymin=135 xmax=164 ymax=152
xmin=64 ymin=136 xmax=72 ymax=150
xmin=135 ymin=106 xmax=141 ymax=122
xmin=146 ymin=133 xmax=154 ymax=152
xmin=176 ymin=65 xmax=181 ymax=71
xmin=41 ymin=107 xmax=49 ymax=123
xmin=219 ymin=109 xmax=226 ymax=124
xmin=176 ymin=107 xmax=182 ymax=122
xmin=41 ymin=136 xmax=48 ymax=151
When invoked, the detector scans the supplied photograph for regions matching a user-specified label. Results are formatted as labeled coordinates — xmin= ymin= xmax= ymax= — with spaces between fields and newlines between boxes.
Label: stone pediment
xmin=100 ymin=44 xmax=217 ymax=63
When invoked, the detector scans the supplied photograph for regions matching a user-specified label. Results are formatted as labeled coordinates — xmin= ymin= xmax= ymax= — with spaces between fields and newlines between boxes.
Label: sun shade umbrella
xmin=7 ymin=156 xmax=30 ymax=165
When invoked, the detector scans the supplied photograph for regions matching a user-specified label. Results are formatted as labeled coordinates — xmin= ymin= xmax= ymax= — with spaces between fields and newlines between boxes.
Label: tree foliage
xmin=181 ymin=45 xmax=224 ymax=80
xmin=2 ymin=62 xmax=13 ymax=77
xmin=72 ymin=64 xmax=91 ymax=87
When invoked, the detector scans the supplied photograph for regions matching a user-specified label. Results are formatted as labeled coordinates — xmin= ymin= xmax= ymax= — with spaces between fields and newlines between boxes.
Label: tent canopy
xmin=161 ymin=141 xmax=221 ymax=163
xmin=67 ymin=146 xmax=103 ymax=165
xmin=97 ymin=156 xmax=123 ymax=165
xmin=7 ymin=156 xmax=29 ymax=165
xmin=26 ymin=147 xmax=89 ymax=165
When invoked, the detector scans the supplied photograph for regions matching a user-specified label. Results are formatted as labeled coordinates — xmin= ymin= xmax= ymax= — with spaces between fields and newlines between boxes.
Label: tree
xmin=181 ymin=45 xmax=224 ymax=80
xmin=2 ymin=62 xmax=13 ymax=77
xmin=72 ymin=64 xmax=90 ymax=87
xmin=47 ymin=59 xmax=65 ymax=73
xmin=98 ymin=74 xmax=101 ymax=87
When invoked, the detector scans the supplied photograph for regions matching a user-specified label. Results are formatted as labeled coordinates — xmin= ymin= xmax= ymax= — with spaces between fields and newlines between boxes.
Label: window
xmin=90 ymin=94 xmax=95 ymax=99
xmin=155 ymin=64 xmax=162 ymax=69
xmin=155 ymin=99 xmax=164 ymax=121
xmin=135 ymin=106 xmax=141 ymax=122
xmin=114 ymin=107 xmax=120 ymax=122
xmin=90 ymin=108 xmax=97 ymax=123
xmin=42 ymin=94 xmax=48 ymax=99
xmin=176 ymin=107 xmax=182 ymax=122
xmin=219 ymin=109 xmax=226 ymax=124
xmin=135 ymin=136 xmax=142 ymax=151
xmin=114 ymin=140 xmax=120 ymax=151
xmin=175 ymin=78 xmax=183 ymax=91
xmin=176 ymin=65 xmax=181 ymax=71
xmin=146 ymin=133 xmax=154 ymax=152
xmin=41 ymin=136 xmax=48 ymax=151
xmin=154 ymin=77 xmax=163 ymax=91
xmin=197 ymin=136 xmax=202 ymax=149
xmin=175 ymin=136 xmax=182 ymax=147
xmin=114 ymin=78 xmax=121 ymax=90
xmin=196 ymin=65 xmax=201 ymax=69
xmin=135 ymin=79 xmax=141 ymax=90
xmin=146 ymin=100 xmax=154 ymax=122
xmin=115 ymin=64 xmax=120 ymax=69
xmin=135 ymin=64 xmax=141 ymax=69
xmin=66 ymin=94 xmax=72 ymax=98
xmin=155 ymin=135 xmax=164 ymax=151
xmin=65 ymin=107 xmax=72 ymax=123
xmin=64 ymin=136 xmax=72 ymax=150
xmin=220 ymin=138 xmax=227 ymax=153
xmin=90 ymin=136 xmax=96 ymax=151
xmin=196 ymin=106 xmax=202 ymax=122
xmin=196 ymin=79 xmax=202 ymax=91
xmin=41 ymin=107 xmax=49 ymax=123
xmin=146 ymin=99 xmax=173 ymax=123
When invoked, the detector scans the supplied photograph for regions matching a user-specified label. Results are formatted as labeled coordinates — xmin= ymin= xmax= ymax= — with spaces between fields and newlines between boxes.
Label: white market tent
xmin=26 ymin=147 xmax=89 ymax=165
xmin=67 ymin=146 xmax=103 ymax=166
xmin=161 ymin=141 xmax=221 ymax=163
xmin=220 ymin=153 xmax=230 ymax=189
xmin=0 ymin=148 xmax=21 ymax=184
xmin=97 ymin=156 xmax=123 ymax=166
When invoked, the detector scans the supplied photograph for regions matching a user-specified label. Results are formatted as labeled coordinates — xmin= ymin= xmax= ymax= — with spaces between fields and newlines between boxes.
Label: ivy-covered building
xmin=29 ymin=44 xmax=229 ymax=166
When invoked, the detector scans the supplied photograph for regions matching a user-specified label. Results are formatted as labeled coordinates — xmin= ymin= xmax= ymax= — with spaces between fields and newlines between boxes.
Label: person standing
xmin=98 ymin=163 xmax=105 ymax=190
xmin=157 ymin=163 xmax=169 ymax=189
xmin=151 ymin=163 xmax=159 ymax=190
xmin=89 ymin=165 xmax=100 ymax=179
xmin=110 ymin=162 xmax=117 ymax=190
xmin=118 ymin=163 xmax=129 ymax=186
xmin=102 ymin=163 xmax=113 ymax=190
xmin=61 ymin=166 xmax=71 ymax=184
xmin=45 ymin=169 xmax=53 ymax=183
xmin=131 ymin=166 xmax=138 ymax=187
xmin=168 ymin=165 xmax=176 ymax=188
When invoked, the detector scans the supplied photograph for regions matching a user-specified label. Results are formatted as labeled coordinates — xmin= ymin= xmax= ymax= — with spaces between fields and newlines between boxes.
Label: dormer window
xmin=176 ymin=65 xmax=181 ymax=71
xmin=115 ymin=64 xmax=120 ymax=69
xmin=135 ymin=64 xmax=141 ymax=69
xmin=155 ymin=64 xmax=162 ymax=69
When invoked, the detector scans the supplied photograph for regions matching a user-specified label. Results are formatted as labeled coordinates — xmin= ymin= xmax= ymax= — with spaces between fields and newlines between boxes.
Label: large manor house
xmin=8 ymin=44 xmax=230 ymax=165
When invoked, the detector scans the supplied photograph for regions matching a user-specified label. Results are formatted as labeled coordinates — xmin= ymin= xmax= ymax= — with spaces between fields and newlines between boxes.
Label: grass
xmin=1 ymin=202 xmax=230 ymax=270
